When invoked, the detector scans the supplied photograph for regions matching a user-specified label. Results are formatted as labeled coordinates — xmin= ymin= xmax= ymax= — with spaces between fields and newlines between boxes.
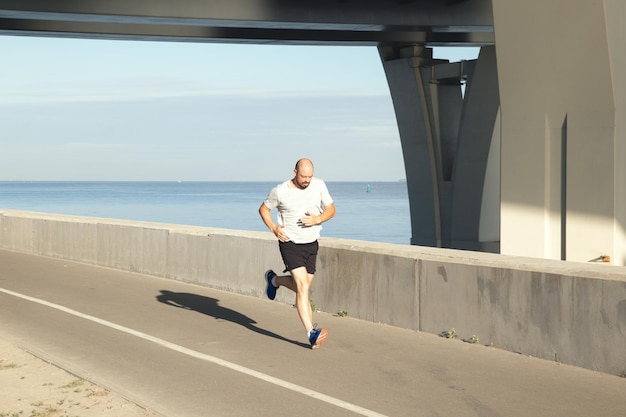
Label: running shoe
xmin=265 ymin=269 xmax=278 ymax=300
xmin=308 ymin=325 xmax=328 ymax=350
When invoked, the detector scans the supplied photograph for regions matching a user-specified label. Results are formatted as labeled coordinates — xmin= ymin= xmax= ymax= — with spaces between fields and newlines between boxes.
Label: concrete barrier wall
xmin=1 ymin=209 xmax=625 ymax=376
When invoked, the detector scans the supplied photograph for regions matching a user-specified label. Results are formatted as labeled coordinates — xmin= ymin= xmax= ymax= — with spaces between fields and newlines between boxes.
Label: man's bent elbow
xmin=325 ymin=204 xmax=336 ymax=220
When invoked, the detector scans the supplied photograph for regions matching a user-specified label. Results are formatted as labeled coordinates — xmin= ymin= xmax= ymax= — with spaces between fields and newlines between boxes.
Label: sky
xmin=0 ymin=35 xmax=478 ymax=182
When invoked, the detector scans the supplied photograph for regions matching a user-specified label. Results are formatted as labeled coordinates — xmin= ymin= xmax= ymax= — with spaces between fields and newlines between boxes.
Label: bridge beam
xmin=0 ymin=0 xmax=493 ymax=46
xmin=379 ymin=44 xmax=500 ymax=251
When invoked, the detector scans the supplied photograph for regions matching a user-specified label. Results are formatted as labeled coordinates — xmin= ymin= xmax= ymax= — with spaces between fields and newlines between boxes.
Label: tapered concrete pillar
xmin=379 ymin=44 xmax=500 ymax=251
xmin=450 ymin=46 xmax=500 ymax=252
xmin=493 ymin=0 xmax=626 ymax=265
xmin=379 ymin=45 xmax=443 ymax=247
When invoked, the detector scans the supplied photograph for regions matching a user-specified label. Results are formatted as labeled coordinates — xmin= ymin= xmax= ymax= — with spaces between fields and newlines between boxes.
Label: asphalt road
xmin=0 ymin=249 xmax=625 ymax=417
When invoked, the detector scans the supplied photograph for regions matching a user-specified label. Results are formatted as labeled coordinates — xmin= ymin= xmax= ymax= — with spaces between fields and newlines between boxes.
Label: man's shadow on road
xmin=156 ymin=290 xmax=309 ymax=349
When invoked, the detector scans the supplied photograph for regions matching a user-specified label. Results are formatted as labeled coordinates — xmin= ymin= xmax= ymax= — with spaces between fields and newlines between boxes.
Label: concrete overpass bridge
xmin=0 ymin=0 xmax=625 ymax=266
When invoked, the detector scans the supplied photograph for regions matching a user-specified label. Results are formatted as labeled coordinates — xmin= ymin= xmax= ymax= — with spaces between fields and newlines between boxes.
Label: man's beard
xmin=294 ymin=179 xmax=310 ymax=189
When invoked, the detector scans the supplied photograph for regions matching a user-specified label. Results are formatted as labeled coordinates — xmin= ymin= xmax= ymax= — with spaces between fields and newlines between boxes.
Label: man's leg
xmin=270 ymin=266 xmax=327 ymax=349
xmin=275 ymin=266 xmax=314 ymax=332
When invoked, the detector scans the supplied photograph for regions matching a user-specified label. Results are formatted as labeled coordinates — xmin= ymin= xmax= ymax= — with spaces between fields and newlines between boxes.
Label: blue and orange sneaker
xmin=265 ymin=270 xmax=278 ymax=300
xmin=308 ymin=325 xmax=328 ymax=350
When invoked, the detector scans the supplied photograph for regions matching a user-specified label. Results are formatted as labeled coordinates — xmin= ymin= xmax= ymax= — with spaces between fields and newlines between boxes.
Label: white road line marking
xmin=0 ymin=287 xmax=387 ymax=417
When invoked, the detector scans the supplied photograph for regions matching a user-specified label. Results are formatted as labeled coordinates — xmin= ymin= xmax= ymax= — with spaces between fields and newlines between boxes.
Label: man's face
xmin=293 ymin=166 xmax=313 ymax=189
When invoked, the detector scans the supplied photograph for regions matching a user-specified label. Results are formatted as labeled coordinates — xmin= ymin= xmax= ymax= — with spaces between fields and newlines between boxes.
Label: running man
xmin=259 ymin=158 xmax=336 ymax=349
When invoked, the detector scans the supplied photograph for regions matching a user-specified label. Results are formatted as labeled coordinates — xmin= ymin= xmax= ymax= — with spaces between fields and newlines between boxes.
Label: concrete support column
xmin=379 ymin=44 xmax=500 ymax=251
xmin=606 ymin=0 xmax=626 ymax=266
xmin=379 ymin=45 xmax=445 ymax=247
xmin=493 ymin=0 xmax=626 ymax=265
xmin=450 ymin=46 xmax=500 ymax=252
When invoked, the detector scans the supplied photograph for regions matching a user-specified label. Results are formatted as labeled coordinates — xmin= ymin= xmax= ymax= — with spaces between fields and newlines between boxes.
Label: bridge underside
xmin=0 ymin=0 xmax=493 ymax=46
xmin=1 ymin=0 xmax=625 ymax=265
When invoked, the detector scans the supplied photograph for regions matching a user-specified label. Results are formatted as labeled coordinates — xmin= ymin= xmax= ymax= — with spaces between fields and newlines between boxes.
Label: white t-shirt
xmin=263 ymin=177 xmax=334 ymax=244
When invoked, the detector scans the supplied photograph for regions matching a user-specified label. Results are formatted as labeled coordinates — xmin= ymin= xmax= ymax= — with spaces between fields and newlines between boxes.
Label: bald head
xmin=295 ymin=158 xmax=314 ymax=172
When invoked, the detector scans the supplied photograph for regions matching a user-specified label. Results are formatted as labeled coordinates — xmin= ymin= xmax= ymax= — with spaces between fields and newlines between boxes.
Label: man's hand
xmin=300 ymin=212 xmax=320 ymax=227
xmin=272 ymin=225 xmax=290 ymax=242
xmin=260 ymin=203 xmax=290 ymax=242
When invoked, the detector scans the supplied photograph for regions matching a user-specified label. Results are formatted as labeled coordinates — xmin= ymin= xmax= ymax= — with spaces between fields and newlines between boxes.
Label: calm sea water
xmin=0 ymin=181 xmax=411 ymax=244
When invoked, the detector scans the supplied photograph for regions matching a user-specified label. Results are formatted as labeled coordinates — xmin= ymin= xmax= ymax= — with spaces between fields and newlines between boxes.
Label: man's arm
xmin=259 ymin=202 xmax=289 ymax=242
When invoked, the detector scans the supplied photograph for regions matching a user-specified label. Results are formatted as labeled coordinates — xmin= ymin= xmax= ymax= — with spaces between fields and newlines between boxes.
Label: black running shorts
xmin=278 ymin=240 xmax=319 ymax=274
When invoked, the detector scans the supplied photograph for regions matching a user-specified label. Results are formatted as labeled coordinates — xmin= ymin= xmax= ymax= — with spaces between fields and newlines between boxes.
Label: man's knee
xmin=290 ymin=267 xmax=310 ymax=288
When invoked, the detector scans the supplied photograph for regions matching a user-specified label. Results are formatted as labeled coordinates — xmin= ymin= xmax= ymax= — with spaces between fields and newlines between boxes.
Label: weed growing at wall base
xmin=440 ymin=328 xmax=457 ymax=339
